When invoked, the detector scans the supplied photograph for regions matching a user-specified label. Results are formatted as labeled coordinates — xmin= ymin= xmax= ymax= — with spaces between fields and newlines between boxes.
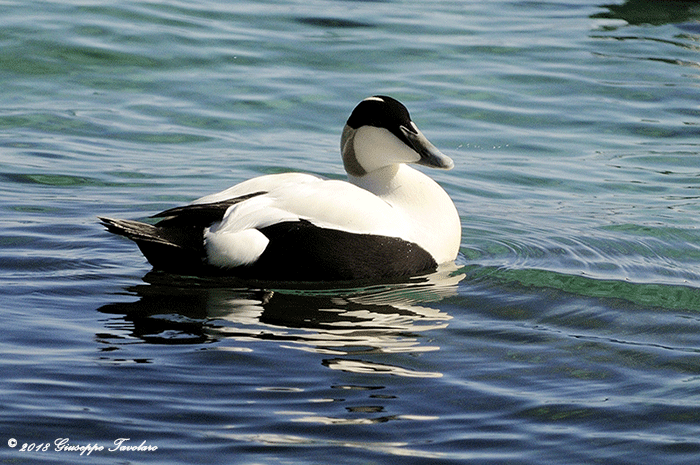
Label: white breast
xmin=350 ymin=164 xmax=461 ymax=264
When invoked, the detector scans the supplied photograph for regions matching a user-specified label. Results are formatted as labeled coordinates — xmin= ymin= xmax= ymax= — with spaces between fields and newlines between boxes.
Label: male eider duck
xmin=100 ymin=96 xmax=461 ymax=282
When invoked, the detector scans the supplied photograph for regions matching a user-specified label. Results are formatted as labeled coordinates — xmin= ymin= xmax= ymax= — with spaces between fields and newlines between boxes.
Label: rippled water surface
xmin=2 ymin=0 xmax=700 ymax=463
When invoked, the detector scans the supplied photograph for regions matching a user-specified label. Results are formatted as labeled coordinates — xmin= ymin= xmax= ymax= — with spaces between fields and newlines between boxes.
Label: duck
xmin=99 ymin=95 xmax=461 ymax=282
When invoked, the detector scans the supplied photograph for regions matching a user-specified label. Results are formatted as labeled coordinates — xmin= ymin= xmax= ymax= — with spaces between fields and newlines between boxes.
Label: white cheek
xmin=353 ymin=127 xmax=419 ymax=172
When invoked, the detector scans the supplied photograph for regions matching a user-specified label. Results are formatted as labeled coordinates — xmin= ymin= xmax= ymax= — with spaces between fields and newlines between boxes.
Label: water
xmin=2 ymin=0 xmax=700 ymax=463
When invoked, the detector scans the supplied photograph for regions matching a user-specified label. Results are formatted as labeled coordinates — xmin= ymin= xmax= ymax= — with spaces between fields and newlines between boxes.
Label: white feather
xmin=352 ymin=126 xmax=420 ymax=173
xmin=193 ymin=173 xmax=320 ymax=205
xmin=204 ymin=227 xmax=270 ymax=267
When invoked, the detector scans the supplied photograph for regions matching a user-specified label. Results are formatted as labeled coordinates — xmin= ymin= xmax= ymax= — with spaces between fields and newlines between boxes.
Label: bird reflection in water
xmin=98 ymin=264 xmax=465 ymax=362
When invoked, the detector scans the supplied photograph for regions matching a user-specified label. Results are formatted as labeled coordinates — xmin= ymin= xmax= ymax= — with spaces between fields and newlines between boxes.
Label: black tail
xmin=99 ymin=217 xmax=173 ymax=246
xmin=99 ymin=217 xmax=206 ymax=272
xmin=99 ymin=192 xmax=266 ymax=274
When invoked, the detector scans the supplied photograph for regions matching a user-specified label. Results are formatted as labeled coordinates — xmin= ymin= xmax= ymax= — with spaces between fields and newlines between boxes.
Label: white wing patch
xmin=204 ymin=228 xmax=269 ymax=267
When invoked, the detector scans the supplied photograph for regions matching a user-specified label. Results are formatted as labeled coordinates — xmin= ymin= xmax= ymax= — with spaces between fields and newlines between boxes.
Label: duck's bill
xmin=400 ymin=124 xmax=454 ymax=170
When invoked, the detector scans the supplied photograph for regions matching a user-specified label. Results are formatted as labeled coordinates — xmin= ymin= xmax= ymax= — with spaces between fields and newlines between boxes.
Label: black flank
xmin=238 ymin=220 xmax=437 ymax=281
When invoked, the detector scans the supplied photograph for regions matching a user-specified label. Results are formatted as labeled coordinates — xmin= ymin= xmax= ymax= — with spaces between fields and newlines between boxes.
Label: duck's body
xmin=100 ymin=96 xmax=461 ymax=282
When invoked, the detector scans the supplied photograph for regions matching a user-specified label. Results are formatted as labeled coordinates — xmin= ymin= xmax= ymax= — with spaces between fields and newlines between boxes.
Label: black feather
xmin=152 ymin=191 xmax=266 ymax=228
xmin=100 ymin=191 xmax=267 ymax=273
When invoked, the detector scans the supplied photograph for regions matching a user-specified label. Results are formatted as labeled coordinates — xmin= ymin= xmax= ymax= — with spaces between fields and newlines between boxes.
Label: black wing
xmin=151 ymin=191 xmax=267 ymax=228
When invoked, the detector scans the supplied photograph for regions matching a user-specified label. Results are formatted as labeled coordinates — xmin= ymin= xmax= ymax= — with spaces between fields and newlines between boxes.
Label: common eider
xmin=100 ymin=96 xmax=461 ymax=282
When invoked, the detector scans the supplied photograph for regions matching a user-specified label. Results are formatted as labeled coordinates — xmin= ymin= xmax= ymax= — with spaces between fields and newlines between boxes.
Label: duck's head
xmin=341 ymin=95 xmax=454 ymax=177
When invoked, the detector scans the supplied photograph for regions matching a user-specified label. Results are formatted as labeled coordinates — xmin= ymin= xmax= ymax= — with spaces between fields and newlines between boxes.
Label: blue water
xmin=2 ymin=0 xmax=700 ymax=463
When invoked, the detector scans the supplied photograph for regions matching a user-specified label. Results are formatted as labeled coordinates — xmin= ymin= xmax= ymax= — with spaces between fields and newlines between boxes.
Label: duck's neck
xmin=349 ymin=164 xmax=441 ymax=207
xmin=348 ymin=164 xmax=400 ymax=198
